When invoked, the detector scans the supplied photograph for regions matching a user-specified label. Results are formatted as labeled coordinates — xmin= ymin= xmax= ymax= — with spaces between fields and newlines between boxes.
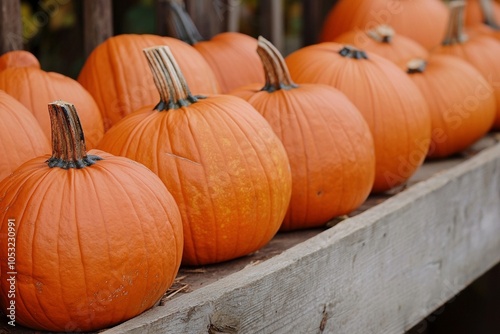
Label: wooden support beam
xmin=0 ymin=0 xmax=23 ymax=54
xmin=83 ymin=0 xmax=113 ymax=57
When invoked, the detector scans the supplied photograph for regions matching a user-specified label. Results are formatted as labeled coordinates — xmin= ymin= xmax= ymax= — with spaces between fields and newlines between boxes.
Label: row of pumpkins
xmin=0 ymin=0 xmax=499 ymax=331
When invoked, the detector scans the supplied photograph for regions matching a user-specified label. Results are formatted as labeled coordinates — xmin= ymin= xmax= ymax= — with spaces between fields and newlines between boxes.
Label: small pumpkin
xmin=434 ymin=1 xmax=500 ymax=129
xmin=0 ymin=101 xmax=183 ymax=332
xmin=406 ymin=56 xmax=496 ymax=158
xmin=98 ymin=46 xmax=292 ymax=265
xmin=230 ymin=37 xmax=375 ymax=231
xmin=333 ymin=24 xmax=429 ymax=68
xmin=319 ymin=0 xmax=449 ymax=50
xmin=78 ymin=34 xmax=220 ymax=131
xmin=0 ymin=51 xmax=104 ymax=149
xmin=165 ymin=0 xmax=265 ymax=93
xmin=0 ymin=90 xmax=50 ymax=181
xmin=286 ymin=43 xmax=432 ymax=193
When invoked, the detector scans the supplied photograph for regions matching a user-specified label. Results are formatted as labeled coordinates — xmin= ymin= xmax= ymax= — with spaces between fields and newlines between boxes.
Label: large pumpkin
xmin=466 ymin=0 xmax=500 ymax=39
xmin=0 ymin=51 xmax=104 ymax=149
xmin=333 ymin=24 xmax=429 ymax=68
xmin=78 ymin=34 xmax=220 ymax=130
xmin=406 ymin=56 xmax=496 ymax=158
xmin=465 ymin=0 xmax=500 ymax=26
xmin=230 ymin=37 xmax=375 ymax=231
xmin=319 ymin=0 xmax=449 ymax=50
xmin=165 ymin=0 xmax=264 ymax=93
xmin=0 ymin=101 xmax=183 ymax=332
xmin=286 ymin=44 xmax=432 ymax=193
xmin=434 ymin=1 xmax=500 ymax=129
xmin=0 ymin=90 xmax=50 ymax=181
xmin=0 ymin=50 xmax=39 ymax=71
xmin=98 ymin=46 xmax=292 ymax=265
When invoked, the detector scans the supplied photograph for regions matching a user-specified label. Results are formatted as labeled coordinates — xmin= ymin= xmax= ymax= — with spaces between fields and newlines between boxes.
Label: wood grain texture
xmin=99 ymin=142 xmax=500 ymax=333
xmin=0 ymin=0 xmax=22 ymax=53
xmin=83 ymin=0 xmax=113 ymax=57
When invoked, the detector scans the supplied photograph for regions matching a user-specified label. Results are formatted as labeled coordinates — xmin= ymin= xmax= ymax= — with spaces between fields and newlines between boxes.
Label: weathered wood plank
xmin=0 ymin=0 xmax=22 ymax=53
xmin=99 ymin=142 xmax=500 ymax=333
xmin=83 ymin=0 xmax=113 ymax=57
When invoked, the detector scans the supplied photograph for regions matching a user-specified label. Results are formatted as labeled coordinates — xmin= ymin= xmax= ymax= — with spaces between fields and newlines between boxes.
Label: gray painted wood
xmin=0 ymin=0 xmax=22 ymax=53
xmin=100 ymin=142 xmax=500 ymax=333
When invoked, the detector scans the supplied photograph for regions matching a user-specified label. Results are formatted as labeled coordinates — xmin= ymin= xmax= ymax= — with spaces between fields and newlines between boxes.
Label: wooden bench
xmin=1 ymin=1 xmax=500 ymax=333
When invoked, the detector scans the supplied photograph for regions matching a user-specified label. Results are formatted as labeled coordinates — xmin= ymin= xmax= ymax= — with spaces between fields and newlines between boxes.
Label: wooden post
xmin=0 ymin=0 xmax=23 ymax=54
xmin=83 ymin=0 xmax=113 ymax=57
xmin=302 ymin=0 xmax=339 ymax=46
xmin=183 ymin=0 xmax=228 ymax=39
xmin=260 ymin=0 xmax=284 ymax=53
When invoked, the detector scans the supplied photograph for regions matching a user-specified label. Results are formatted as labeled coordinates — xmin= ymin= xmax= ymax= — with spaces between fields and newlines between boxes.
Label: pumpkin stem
xmin=479 ymin=0 xmax=500 ymax=29
xmin=406 ymin=59 xmax=427 ymax=74
xmin=143 ymin=46 xmax=202 ymax=110
xmin=366 ymin=25 xmax=395 ymax=43
xmin=257 ymin=36 xmax=298 ymax=92
xmin=47 ymin=101 xmax=102 ymax=169
xmin=164 ymin=0 xmax=204 ymax=45
xmin=442 ymin=1 xmax=468 ymax=45
xmin=338 ymin=45 xmax=368 ymax=59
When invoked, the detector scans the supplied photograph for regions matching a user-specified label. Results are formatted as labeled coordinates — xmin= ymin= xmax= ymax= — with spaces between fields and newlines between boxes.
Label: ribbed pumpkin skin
xmin=319 ymin=0 xmax=449 ymax=50
xmin=0 ymin=150 xmax=183 ymax=332
xmin=194 ymin=32 xmax=265 ymax=93
xmin=77 ymin=34 xmax=220 ymax=131
xmin=435 ymin=34 xmax=500 ymax=129
xmin=0 ymin=53 xmax=104 ymax=149
xmin=0 ymin=50 xmax=39 ymax=71
xmin=286 ymin=43 xmax=432 ymax=193
xmin=408 ymin=55 xmax=496 ymax=158
xmin=232 ymin=85 xmax=375 ymax=231
xmin=333 ymin=28 xmax=429 ymax=68
xmin=0 ymin=91 xmax=50 ymax=181
xmin=98 ymin=96 xmax=292 ymax=265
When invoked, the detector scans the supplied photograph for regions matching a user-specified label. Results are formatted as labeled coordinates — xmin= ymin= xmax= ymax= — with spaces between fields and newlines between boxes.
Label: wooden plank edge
xmin=102 ymin=142 xmax=500 ymax=333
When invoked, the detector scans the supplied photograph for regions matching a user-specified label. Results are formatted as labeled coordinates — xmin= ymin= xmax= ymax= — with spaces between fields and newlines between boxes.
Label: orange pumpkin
xmin=286 ymin=44 xmax=432 ymax=193
xmin=98 ymin=46 xmax=292 ymax=265
xmin=466 ymin=0 xmax=500 ymax=39
xmin=165 ymin=0 xmax=264 ymax=93
xmin=0 ymin=50 xmax=39 ymax=71
xmin=78 ymin=34 xmax=220 ymax=131
xmin=333 ymin=25 xmax=429 ymax=68
xmin=230 ymin=37 xmax=375 ymax=231
xmin=319 ymin=0 xmax=449 ymax=50
xmin=0 ymin=51 xmax=104 ymax=149
xmin=0 ymin=101 xmax=183 ymax=332
xmin=465 ymin=0 xmax=500 ymax=26
xmin=0 ymin=90 xmax=50 ymax=181
xmin=406 ymin=56 xmax=496 ymax=158
xmin=434 ymin=1 xmax=500 ymax=129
